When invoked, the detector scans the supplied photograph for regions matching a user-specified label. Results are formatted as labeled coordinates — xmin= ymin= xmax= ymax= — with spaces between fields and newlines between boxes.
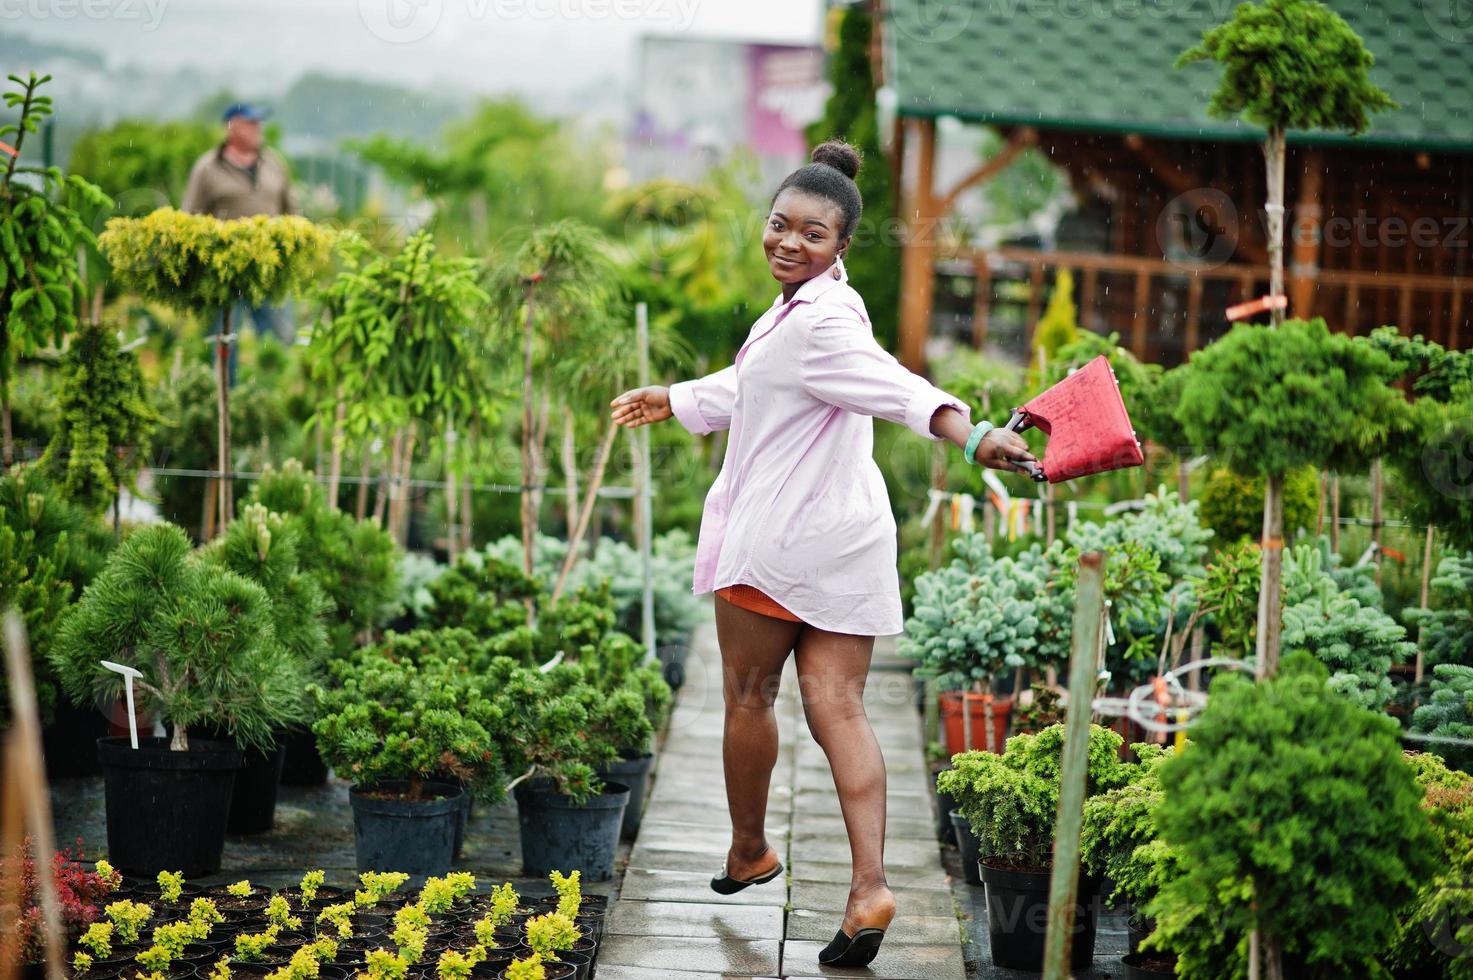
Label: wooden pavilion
xmin=879 ymin=0 xmax=1473 ymax=370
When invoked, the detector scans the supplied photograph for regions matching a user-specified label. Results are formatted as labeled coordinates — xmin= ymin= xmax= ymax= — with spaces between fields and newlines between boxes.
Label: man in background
xmin=182 ymin=103 xmax=298 ymax=384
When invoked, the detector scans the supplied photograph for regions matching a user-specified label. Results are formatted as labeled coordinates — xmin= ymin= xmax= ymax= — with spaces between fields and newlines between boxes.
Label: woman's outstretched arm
xmin=800 ymin=316 xmax=1035 ymax=471
xmin=611 ymin=363 xmax=738 ymax=434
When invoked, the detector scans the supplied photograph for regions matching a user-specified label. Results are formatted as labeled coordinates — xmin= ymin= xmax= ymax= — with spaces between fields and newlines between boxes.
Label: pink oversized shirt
xmin=669 ymin=260 xmax=972 ymax=636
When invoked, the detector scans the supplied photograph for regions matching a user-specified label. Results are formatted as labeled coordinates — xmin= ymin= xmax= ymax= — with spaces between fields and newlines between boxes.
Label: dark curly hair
xmin=772 ymin=139 xmax=864 ymax=241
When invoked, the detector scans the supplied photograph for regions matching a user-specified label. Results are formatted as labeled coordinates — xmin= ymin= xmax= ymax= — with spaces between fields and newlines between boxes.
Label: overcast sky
xmin=10 ymin=0 xmax=828 ymax=100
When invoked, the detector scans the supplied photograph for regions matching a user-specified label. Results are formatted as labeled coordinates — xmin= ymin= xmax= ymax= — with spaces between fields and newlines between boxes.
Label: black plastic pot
xmin=1127 ymin=907 xmax=1154 ymax=955
xmin=97 ymin=736 xmax=242 ymax=876
xmin=280 ymin=726 xmax=329 ymax=786
xmin=980 ymin=862 xmax=1100 ymax=972
xmin=557 ymin=948 xmax=592 ymax=980
xmin=948 ymin=809 xmax=982 ymax=885
xmin=594 ymin=752 xmax=653 ymax=839
xmin=934 ymin=768 xmax=958 ymax=845
xmin=227 ymin=741 xmax=287 ymax=835
xmin=349 ymin=780 xmax=463 ymax=877
xmin=498 ymin=963 xmax=573 ymax=980
xmin=43 ymin=698 xmax=110 ymax=778
xmin=1122 ymin=951 xmax=1177 ymax=979
xmin=513 ymin=779 xmax=630 ymax=880
xmin=440 ymin=777 xmax=472 ymax=859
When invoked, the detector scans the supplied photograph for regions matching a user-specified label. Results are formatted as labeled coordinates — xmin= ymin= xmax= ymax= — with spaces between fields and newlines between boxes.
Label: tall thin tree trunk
xmin=215 ymin=306 xmax=234 ymax=536
xmin=529 ymin=391 xmax=551 ymax=540
xmin=394 ymin=424 xmax=418 ymax=546
xmin=1177 ymin=458 xmax=1190 ymax=501
xmin=1 ymin=372 xmax=12 ymax=470
xmin=561 ymin=412 xmax=580 ymax=540
xmin=553 ymin=418 xmax=621 ymax=600
xmin=1330 ymin=473 xmax=1341 ymax=552
xmin=355 ymin=441 xmax=371 ymax=521
xmin=375 ymin=428 xmax=401 ymax=527
xmin=327 ymin=392 xmax=345 ymax=510
xmin=445 ymin=425 xmax=459 ymax=563
xmin=1265 ymin=127 xmax=1287 ymax=325
xmin=519 ymin=282 xmax=538 ymax=576
xmin=1255 ymin=474 xmax=1285 ymax=678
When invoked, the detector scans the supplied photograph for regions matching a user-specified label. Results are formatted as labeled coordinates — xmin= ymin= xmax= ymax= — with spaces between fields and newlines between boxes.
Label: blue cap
xmin=222 ymin=103 xmax=270 ymax=123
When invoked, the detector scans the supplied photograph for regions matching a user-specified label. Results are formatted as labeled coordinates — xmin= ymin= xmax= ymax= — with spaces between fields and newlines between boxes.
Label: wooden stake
xmin=1417 ymin=524 xmax=1435 ymax=684
xmin=1371 ymin=457 xmax=1385 ymax=587
xmin=1256 ymin=475 xmax=1285 ymax=678
xmin=929 ymin=441 xmax=947 ymax=570
xmin=326 ymin=391 xmax=345 ymax=510
xmin=1330 ymin=473 xmax=1341 ymax=552
xmin=1041 ymin=551 xmax=1106 ymax=980
xmin=445 ymin=426 xmax=459 ymax=564
xmin=552 ymin=417 xmax=621 ymax=601
xmin=215 ymin=306 xmax=234 ymax=536
xmin=1 ymin=612 xmax=67 ymax=980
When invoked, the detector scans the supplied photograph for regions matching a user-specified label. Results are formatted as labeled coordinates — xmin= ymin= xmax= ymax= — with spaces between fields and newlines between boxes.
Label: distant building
xmin=627 ymin=35 xmax=829 ymax=187
xmin=882 ymin=0 xmax=1473 ymax=368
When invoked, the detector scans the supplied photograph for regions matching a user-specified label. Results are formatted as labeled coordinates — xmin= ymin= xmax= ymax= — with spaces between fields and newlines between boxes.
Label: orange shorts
xmin=716 ymin=584 xmax=802 ymax=622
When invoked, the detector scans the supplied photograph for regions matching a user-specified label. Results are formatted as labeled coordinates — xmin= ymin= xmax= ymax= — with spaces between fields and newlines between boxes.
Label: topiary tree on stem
xmin=1148 ymin=652 xmax=1434 ymax=980
xmin=0 ymin=72 xmax=113 ymax=469
xmin=1174 ymin=318 xmax=1403 ymax=678
xmin=1177 ymin=0 xmax=1395 ymax=327
xmin=98 ymin=208 xmax=333 ymax=535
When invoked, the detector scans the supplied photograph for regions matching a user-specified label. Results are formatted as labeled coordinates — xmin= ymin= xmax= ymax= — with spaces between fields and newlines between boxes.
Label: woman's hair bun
xmin=811 ymin=140 xmax=861 ymax=180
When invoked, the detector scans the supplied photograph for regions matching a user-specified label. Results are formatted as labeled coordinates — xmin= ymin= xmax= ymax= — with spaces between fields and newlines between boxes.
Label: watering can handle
xmin=1003 ymin=410 xmax=1047 ymax=482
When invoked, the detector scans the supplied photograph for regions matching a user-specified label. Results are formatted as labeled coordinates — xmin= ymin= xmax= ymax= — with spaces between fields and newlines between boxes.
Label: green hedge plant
xmin=1148 ymin=652 xmax=1434 ymax=978
xmin=312 ymin=649 xmax=503 ymax=801
xmin=937 ymin=724 xmax=1129 ymax=870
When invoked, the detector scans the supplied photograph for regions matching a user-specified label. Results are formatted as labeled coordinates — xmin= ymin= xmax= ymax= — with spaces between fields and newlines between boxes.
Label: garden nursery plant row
xmin=23 ymin=861 xmax=606 ymax=980
xmin=6 ymin=53 xmax=1473 ymax=980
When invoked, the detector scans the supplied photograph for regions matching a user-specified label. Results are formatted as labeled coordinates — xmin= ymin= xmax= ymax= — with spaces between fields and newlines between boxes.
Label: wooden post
xmin=1185 ymin=273 xmax=1202 ymax=356
xmin=215 ymin=306 xmax=234 ymax=536
xmin=928 ymin=441 xmax=947 ymax=570
xmin=972 ymin=254 xmax=991 ymax=349
xmin=1416 ymin=524 xmax=1435 ymax=684
xmin=1256 ymin=475 xmax=1285 ymax=678
xmin=635 ymin=302 xmax=657 ymax=660
xmin=1041 ymin=551 xmax=1106 ymax=980
xmin=1289 ymin=149 xmax=1323 ymax=319
xmin=1026 ymin=263 xmax=1045 ymax=344
xmin=1 ymin=612 xmax=67 ymax=980
xmin=1330 ymin=473 xmax=1341 ymax=553
xmin=899 ymin=117 xmax=938 ymax=373
xmin=1371 ymin=458 xmax=1384 ymax=587
xmin=1131 ymin=268 xmax=1150 ymax=359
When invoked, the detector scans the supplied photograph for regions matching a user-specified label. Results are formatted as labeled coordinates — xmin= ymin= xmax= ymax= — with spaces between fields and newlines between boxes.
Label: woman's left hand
xmin=973 ymin=428 xmax=1038 ymax=473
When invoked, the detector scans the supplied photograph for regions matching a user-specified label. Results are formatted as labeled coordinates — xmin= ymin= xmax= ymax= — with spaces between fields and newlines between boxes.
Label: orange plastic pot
xmin=939 ymin=691 xmax=1013 ymax=755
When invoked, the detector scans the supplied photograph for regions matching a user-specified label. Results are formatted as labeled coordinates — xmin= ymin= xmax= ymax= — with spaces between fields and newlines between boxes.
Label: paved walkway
xmin=598 ymin=616 xmax=966 ymax=979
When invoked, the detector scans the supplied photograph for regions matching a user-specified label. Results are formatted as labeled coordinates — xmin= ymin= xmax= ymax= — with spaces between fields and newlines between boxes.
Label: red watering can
xmin=1003 ymin=355 xmax=1144 ymax=483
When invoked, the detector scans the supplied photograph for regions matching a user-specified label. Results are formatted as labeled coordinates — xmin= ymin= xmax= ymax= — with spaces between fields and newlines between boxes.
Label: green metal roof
xmin=885 ymin=0 xmax=1473 ymax=152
